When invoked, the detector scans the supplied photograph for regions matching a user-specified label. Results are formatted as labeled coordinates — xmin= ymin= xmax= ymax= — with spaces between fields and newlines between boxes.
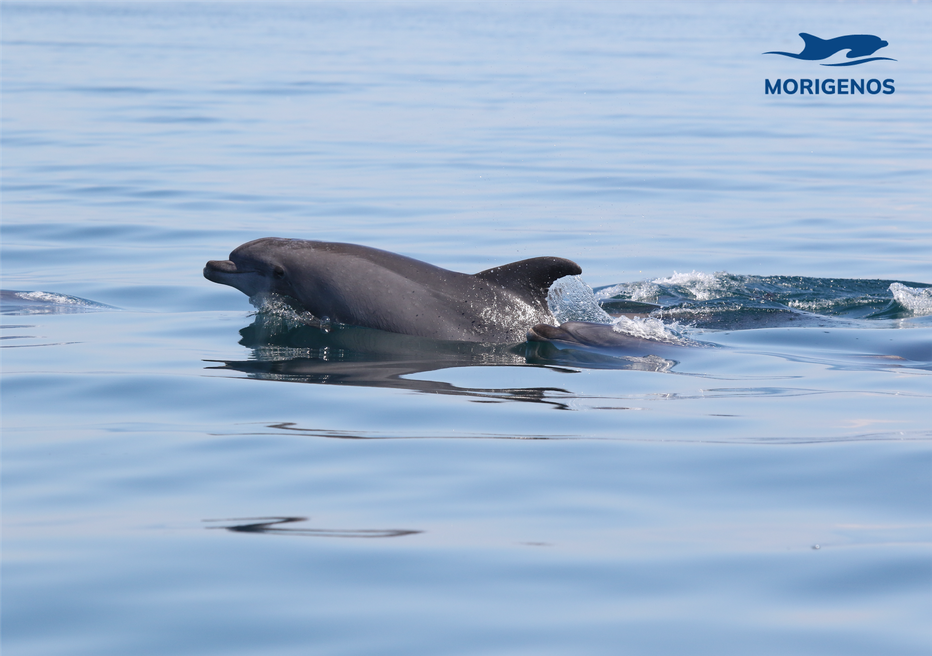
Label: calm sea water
xmin=3 ymin=3 xmax=931 ymax=655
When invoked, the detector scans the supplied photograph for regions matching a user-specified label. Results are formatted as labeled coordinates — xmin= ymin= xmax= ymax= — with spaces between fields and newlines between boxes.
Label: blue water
xmin=3 ymin=3 xmax=931 ymax=655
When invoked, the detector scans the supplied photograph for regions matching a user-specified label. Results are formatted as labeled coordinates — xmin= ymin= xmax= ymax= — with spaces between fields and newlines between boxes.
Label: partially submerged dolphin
xmin=528 ymin=321 xmax=688 ymax=355
xmin=205 ymin=238 xmax=581 ymax=343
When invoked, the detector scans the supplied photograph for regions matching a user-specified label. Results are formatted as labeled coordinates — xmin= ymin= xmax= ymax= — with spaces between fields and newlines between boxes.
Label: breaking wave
xmin=890 ymin=283 xmax=932 ymax=316
xmin=595 ymin=273 xmax=931 ymax=325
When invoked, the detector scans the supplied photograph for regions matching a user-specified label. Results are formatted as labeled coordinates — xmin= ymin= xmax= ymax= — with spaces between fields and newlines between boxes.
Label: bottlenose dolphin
xmin=764 ymin=33 xmax=891 ymax=62
xmin=204 ymin=238 xmax=581 ymax=343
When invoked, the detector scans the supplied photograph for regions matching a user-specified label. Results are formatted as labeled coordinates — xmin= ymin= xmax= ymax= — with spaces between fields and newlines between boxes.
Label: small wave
xmin=596 ymin=273 xmax=932 ymax=325
xmin=597 ymin=280 xmax=662 ymax=303
xmin=0 ymin=290 xmax=117 ymax=315
xmin=890 ymin=283 xmax=932 ymax=316
xmin=6 ymin=291 xmax=110 ymax=307
xmin=651 ymin=271 xmax=737 ymax=301
xmin=597 ymin=271 xmax=737 ymax=303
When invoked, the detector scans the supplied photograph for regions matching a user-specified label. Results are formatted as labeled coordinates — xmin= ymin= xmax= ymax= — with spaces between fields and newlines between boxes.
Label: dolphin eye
xmin=273 ymin=266 xmax=285 ymax=279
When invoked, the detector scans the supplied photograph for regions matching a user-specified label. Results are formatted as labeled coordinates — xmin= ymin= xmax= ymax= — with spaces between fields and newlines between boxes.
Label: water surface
xmin=3 ymin=3 xmax=931 ymax=655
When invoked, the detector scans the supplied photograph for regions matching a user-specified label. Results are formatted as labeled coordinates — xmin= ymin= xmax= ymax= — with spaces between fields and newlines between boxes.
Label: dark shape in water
xmin=204 ymin=516 xmax=421 ymax=539
xmin=527 ymin=321 xmax=689 ymax=355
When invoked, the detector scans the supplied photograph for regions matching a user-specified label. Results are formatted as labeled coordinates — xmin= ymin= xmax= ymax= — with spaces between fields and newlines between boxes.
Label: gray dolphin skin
xmin=527 ymin=321 xmax=686 ymax=355
xmin=205 ymin=238 xmax=581 ymax=343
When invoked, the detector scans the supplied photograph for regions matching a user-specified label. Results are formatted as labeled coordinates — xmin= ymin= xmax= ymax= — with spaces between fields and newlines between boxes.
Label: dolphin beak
xmin=204 ymin=259 xmax=268 ymax=297
xmin=203 ymin=259 xmax=239 ymax=282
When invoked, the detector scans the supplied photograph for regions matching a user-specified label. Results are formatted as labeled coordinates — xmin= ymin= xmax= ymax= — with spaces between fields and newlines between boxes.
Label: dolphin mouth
xmin=204 ymin=259 xmax=245 ymax=282
xmin=204 ymin=258 xmax=268 ymax=298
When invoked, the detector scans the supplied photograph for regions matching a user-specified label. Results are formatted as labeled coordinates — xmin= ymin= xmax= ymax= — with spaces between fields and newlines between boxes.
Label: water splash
xmin=611 ymin=315 xmax=702 ymax=346
xmin=890 ymin=283 xmax=932 ymax=316
xmin=249 ymin=293 xmax=328 ymax=329
xmin=548 ymin=275 xmax=614 ymax=324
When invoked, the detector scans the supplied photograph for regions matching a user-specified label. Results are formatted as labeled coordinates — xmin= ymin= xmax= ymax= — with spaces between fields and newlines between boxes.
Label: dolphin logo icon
xmin=765 ymin=33 xmax=895 ymax=66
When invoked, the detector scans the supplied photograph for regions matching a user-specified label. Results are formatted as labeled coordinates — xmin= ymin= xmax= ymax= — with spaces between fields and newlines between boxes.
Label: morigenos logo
xmin=763 ymin=32 xmax=895 ymax=96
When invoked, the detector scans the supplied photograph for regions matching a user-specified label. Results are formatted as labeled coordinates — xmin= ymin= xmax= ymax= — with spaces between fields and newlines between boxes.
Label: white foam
xmin=596 ymin=271 xmax=734 ymax=304
xmin=18 ymin=291 xmax=93 ymax=306
xmin=651 ymin=270 xmax=729 ymax=301
xmin=8 ymin=291 xmax=115 ymax=310
xmin=890 ymin=283 xmax=932 ymax=316
xmin=611 ymin=315 xmax=691 ymax=345
xmin=787 ymin=298 xmax=837 ymax=312
xmin=596 ymin=280 xmax=662 ymax=303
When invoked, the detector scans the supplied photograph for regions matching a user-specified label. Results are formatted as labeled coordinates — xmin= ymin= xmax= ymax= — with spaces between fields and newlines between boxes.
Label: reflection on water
xmin=205 ymin=516 xmax=422 ymax=539
xmin=204 ymin=314 xmax=681 ymax=403
xmin=204 ymin=307 xmax=932 ymax=405
xmin=207 ymin=356 xmax=580 ymax=406
xmin=214 ymin=421 xmax=931 ymax=445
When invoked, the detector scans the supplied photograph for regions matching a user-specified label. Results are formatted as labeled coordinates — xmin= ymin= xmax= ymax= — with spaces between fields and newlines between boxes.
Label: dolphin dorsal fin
xmin=475 ymin=257 xmax=582 ymax=306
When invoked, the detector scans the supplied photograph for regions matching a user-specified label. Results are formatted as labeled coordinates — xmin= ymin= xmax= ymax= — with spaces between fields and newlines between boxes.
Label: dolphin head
xmin=527 ymin=321 xmax=619 ymax=347
xmin=204 ymin=238 xmax=297 ymax=299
